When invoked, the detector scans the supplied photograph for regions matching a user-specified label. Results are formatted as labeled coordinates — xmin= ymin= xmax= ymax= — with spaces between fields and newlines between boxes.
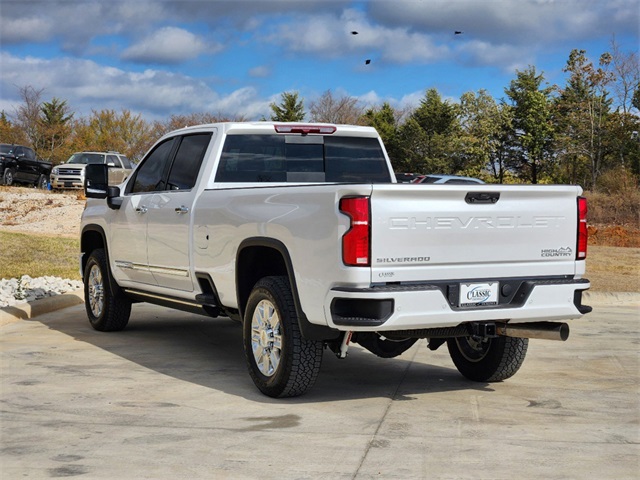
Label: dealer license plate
xmin=459 ymin=282 xmax=499 ymax=308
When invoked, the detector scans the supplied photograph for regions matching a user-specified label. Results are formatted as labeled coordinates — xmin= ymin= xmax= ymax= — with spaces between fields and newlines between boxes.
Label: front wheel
xmin=3 ymin=168 xmax=15 ymax=186
xmin=36 ymin=174 xmax=48 ymax=189
xmin=243 ymin=276 xmax=323 ymax=398
xmin=447 ymin=335 xmax=528 ymax=382
xmin=84 ymin=248 xmax=131 ymax=332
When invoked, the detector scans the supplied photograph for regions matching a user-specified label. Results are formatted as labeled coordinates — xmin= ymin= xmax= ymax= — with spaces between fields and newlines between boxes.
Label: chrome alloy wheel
xmin=88 ymin=264 xmax=105 ymax=318
xmin=250 ymin=299 xmax=283 ymax=377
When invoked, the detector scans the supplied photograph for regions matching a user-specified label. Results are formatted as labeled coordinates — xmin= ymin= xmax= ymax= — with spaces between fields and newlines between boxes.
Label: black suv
xmin=0 ymin=144 xmax=53 ymax=188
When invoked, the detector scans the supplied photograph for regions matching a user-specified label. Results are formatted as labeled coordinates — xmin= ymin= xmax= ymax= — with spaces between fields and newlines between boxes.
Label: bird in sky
xmin=454 ymin=31 xmax=464 ymax=35
xmin=365 ymin=59 xmax=371 ymax=65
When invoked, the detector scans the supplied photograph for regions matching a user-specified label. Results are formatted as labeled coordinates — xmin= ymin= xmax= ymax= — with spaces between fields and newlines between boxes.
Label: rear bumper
xmin=325 ymin=278 xmax=590 ymax=331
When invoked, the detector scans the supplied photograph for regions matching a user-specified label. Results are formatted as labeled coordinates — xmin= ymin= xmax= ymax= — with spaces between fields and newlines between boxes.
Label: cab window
xmin=129 ymin=138 xmax=175 ymax=193
xmin=166 ymin=133 xmax=212 ymax=190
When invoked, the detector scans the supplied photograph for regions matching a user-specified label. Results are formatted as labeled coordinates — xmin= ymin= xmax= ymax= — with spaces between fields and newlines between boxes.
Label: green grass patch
xmin=0 ymin=231 xmax=81 ymax=280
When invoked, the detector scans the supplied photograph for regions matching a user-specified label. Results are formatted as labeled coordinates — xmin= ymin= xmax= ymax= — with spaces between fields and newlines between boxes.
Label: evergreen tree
xmin=361 ymin=102 xmax=403 ymax=169
xmin=40 ymin=98 xmax=74 ymax=163
xmin=459 ymin=90 xmax=515 ymax=182
xmin=269 ymin=92 xmax=305 ymax=122
xmin=405 ymin=88 xmax=463 ymax=174
xmin=505 ymin=66 xmax=555 ymax=184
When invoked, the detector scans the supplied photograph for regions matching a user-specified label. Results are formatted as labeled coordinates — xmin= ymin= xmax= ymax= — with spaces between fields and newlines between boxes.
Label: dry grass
xmin=0 ymin=231 xmax=81 ymax=280
xmin=584 ymin=189 xmax=640 ymax=247
xmin=585 ymin=246 xmax=639 ymax=293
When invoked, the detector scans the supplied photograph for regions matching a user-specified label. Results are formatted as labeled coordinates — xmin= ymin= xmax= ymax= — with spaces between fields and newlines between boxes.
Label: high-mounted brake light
xmin=274 ymin=124 xmax=336 ymax=134
xmin=577 ymin=196 xmax=588 ymax=260
xmin=340 ymin=196 xmax=370 ymax=267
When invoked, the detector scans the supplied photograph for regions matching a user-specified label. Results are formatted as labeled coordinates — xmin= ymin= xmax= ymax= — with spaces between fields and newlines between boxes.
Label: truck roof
xmin=162 ymin=122 xmax=380 ymax=139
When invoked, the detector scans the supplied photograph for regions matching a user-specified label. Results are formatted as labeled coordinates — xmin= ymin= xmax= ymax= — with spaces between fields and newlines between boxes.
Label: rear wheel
xmin=84 ymin=248 xmax=131 ymax=332
xmin=447 ymin=335 xmax=528 ymax=382
xmin=243 ymin=276 xmax=323 ymax=398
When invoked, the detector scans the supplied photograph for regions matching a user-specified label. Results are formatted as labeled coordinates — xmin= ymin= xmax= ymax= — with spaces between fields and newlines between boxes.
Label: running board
xmin=124 ymin=289 xmax=220 ymax=317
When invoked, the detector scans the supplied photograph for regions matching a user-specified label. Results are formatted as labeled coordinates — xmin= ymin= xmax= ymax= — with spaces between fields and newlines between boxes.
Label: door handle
xmin=135 ymin=205 xmax=148 ymax=214
xmin=175 ymin=205 xmax=189 ymax=214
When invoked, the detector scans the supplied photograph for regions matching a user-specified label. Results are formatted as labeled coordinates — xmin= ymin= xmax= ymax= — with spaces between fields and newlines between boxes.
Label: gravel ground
xmin=0 ymin=187 xmax=84 ymax=238
xmin=0 ymin=187 xmax=85 ymax=307
xmin=0 ymin=275 xmax=83 ymax=308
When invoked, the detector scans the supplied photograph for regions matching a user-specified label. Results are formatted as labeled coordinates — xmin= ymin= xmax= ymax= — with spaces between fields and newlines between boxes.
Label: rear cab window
xmin=215 ymin=134 xmax=392 ymax=184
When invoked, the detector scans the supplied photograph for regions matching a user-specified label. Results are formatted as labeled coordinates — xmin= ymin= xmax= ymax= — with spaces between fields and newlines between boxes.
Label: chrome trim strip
xmin=115 ymin=261 xmax=189 ymax=277
xmin=115 ymin=260 xmax=142 ymax=271
xmin=148 ymin=265 xmax=190 ymax=277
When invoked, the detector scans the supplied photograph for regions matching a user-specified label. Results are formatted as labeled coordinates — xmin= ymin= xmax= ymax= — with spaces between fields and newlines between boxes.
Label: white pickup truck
xmin=81 ymin=122 xmax=591 ymax=398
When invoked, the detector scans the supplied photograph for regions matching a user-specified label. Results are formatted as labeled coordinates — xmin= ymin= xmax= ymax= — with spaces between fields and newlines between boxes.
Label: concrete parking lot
xmin=1 ymin=297 xmax=639 ymax=479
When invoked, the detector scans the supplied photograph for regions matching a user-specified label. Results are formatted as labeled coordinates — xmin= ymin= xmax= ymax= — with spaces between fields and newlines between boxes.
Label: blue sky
xmin=1 ymin=0 xmax=638 ymax=121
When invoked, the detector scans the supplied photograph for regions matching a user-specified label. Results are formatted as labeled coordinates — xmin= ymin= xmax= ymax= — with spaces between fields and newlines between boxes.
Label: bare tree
xmin=309 ymin=90 xmax=364 ymax=124
xmin=152 ymin=112 xmax=248 ymax=138
xmin=609 ymin=36 xmax=640 ymax=114
xmin=13 ymin=85 xmax=45 ymax=150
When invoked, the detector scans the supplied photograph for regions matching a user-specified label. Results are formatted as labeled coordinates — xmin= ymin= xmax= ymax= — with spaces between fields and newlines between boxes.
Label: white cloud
xmin=456 ymin=41 xmax=532 ymax=72
xmin=369 ymin=0 xmax=639 ymax=45
xmin=0 ymin=15 xmax=52 ymax=43
xmin=121 ymin=27 xmax=216 ymax=64
xmin=0 ymin=53 xmax=271 ymax=121
xmin=268 ymin=8 xmax=450 ymax=64
xmin=249 ymin=65 xmax=271 ymax=78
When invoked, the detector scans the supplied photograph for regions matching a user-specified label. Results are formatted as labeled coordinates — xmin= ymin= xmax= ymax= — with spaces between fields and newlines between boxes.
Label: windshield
xmin=67 ymin=153 xmax=105 ymax=165
xmin=0 ymin=145 xmax=14 ymax=155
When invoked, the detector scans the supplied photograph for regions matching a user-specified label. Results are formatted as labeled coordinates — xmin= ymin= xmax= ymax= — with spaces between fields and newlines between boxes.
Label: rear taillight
xmin=339 ymin=196 xmax=370 ymax=266
xmin=577 ymin=196 xmax=588 ymax=260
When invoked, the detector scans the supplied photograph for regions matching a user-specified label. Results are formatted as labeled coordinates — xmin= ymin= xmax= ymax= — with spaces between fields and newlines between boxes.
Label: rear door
xmin=145 ymin=132 xmax=213 ymax=291
xmin=369 ymin=184 xmax=581 ymax=283
xmin=15 ymin=147 xmax=38 ymax=182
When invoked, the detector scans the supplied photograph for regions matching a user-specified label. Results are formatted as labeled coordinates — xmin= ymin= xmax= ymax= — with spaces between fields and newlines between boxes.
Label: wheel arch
xmin=236 ymin=237 xmax=339 ymax=341
xmin=81 ymin=225 xmax=121 ymax=295
xmin=81 ymin=225 xmax=107 ymax=278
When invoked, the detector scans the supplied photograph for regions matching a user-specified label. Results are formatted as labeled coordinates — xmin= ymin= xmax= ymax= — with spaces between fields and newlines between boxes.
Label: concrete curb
xmin=0 ymin=290 xmax=84 ymax=326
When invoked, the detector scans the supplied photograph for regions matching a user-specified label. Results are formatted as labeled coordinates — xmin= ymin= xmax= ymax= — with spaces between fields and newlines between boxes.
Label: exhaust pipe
xmin=496 ymin=322 xmax=570 ymax=341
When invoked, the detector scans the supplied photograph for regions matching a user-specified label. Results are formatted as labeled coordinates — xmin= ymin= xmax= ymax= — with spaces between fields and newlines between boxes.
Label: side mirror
xmin=85 ymin=163 xmax=123 ymax=209
xmin=85 ymin=164 xmax=109 ymax=198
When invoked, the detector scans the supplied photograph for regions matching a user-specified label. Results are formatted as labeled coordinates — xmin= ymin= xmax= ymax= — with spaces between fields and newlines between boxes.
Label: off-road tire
xmin=243 ymin=276 xmax=323 ymax=398
xmin=447 ymin=335 xmax=528 ymax=382
xmin=3 ymin=168 xmax=15 ymax=186
xmin=36 ymin=174 xmax=48 ymax=189
xmin=84 ymin=248 xmax=131 ymax=332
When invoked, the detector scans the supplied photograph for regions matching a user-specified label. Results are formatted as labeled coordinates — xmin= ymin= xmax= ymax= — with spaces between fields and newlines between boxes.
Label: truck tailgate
xmin=370 ymin=184 xmax=582 ymax=283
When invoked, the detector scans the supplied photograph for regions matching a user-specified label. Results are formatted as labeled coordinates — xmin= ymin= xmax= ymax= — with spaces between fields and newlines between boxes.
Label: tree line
xmin=1 ymin=45 xmax=638 ymax=191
